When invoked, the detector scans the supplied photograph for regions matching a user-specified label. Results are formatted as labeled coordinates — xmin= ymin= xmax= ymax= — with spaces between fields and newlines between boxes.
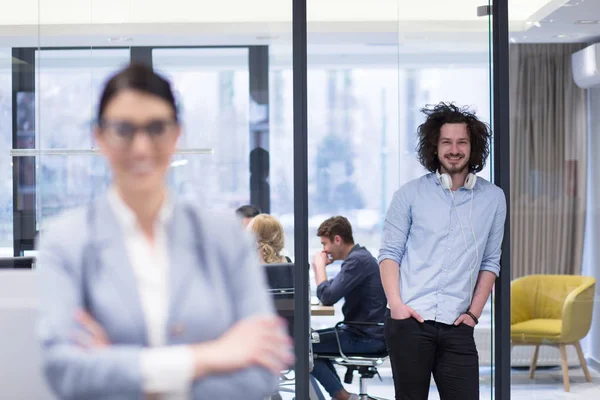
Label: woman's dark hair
xmin=416 ymin=102 xmax=491 ymax=173
xmin=97 ymin=63 xmax=178 ymax=122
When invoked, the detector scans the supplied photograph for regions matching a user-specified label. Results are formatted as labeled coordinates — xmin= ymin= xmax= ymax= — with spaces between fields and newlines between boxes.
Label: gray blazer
xmin=36 ymin=195 xmax=278 ymax=400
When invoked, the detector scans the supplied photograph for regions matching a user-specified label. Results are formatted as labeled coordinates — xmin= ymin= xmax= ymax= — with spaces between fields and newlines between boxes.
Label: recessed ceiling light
xmin=533 ymin=21 xmax=542 ymax=28
xmin=554 ymin=33 xmax=580 ymax=38
xmin=576 ymin=20 xmax=600 ymax=24
xmin=563 ymin=0 xmax=586 ymax=6
xmin=256 ymin=35 xmax=279 ymax=40
xmin=510 ymin=37 xmax=517 ymax=43
xmin=108 ymin=37 xmax=132 ymax=43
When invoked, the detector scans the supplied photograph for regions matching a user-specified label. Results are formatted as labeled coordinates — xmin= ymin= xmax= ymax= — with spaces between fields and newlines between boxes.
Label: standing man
xmin=379 ymin=102 xmax=506 ymax=400
xmin=311 ymin=216 xmax=387 ymax=400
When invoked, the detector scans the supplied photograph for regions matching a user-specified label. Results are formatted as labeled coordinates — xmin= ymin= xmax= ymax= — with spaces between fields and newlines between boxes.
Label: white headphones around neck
xmin=436 ymin=170 xmax=477 ymax=191
xmin=436 ymin=168 xmax=479 ymax=306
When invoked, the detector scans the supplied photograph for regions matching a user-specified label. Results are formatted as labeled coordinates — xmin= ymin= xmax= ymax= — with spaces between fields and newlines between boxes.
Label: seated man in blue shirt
xmin=379 ymin=102 xmax=507 ymax=400
xmin=311 ymin=216 xmax=387 ymax=400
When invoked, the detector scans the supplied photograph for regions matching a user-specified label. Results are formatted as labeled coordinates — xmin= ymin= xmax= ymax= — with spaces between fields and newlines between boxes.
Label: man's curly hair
xmin=416 ymin=102 xmax=491 ymax=173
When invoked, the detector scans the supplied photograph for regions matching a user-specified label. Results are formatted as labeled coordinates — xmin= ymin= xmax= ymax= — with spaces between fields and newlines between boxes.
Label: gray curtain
xmin=510 ymin=43 xmax=588 ymax=278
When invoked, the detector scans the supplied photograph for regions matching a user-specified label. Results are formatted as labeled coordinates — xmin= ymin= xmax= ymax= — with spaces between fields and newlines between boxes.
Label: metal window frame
xmin=292 ymin=0 xmax=310 ymax=398
xmin=492 ymin=0 xmax=511 ymax=399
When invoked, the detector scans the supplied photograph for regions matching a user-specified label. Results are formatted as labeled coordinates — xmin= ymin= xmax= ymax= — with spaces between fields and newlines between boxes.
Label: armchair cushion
xmin=511 ymin=319 xmax=561 ymax=342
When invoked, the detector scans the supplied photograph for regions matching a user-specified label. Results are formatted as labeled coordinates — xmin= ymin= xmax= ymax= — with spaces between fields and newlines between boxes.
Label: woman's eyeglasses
xmin=98 ymin=119 xmax=179 ymax=148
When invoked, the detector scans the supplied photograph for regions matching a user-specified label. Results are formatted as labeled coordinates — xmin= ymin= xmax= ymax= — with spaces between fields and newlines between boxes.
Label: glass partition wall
xmin=305 ymin=1 xmax=495 ymax=398
xmin=12 ymin=1 xmax=593 ymax=399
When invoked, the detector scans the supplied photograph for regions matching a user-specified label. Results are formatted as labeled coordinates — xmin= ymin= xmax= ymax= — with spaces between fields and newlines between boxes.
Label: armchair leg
xmin=559 ymin=344 xmax=570 ymax=392
xmin=529 ymin=344 xmax=540 ymax=379
xmin=574 ymin=341 xmax=592 ymax=382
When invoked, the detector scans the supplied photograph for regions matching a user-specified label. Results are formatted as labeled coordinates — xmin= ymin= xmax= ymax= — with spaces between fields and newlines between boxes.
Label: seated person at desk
xmin=248 ymin=214 xmax=291 ymax=264
xmin=311 ymin=216 xmax=387 ymax=400
xmin=236 ymin=204 xmax=261 ymax=228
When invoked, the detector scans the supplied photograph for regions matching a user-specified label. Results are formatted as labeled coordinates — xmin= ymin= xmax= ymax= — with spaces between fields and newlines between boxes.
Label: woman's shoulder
xmin=40 ymin=205 xmax=90 ymax=241
xmin=35 ymin=203 xmax=95 ymax=272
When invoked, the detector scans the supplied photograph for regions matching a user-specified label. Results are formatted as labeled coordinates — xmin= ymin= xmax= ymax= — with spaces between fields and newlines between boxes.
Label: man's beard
xmin=440 ymin=154 xmax=468 ymax=174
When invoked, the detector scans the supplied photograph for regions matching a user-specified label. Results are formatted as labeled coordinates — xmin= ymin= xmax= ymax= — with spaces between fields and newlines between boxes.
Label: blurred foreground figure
xmin=36 ymin=63 xmax=293 ymax=400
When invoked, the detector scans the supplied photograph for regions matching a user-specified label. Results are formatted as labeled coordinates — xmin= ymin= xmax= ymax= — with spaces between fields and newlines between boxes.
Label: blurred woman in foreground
xmin=36 ymin=63 xmax=293 ymax=400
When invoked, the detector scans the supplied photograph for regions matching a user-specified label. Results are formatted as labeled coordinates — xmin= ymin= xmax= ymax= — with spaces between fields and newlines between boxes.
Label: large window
xmin=153 ymin=48 xmax=251 ymax=209
xmin=36 ymin=49 xmax=130 ymax=223
xmin=267 ymin=62 xmax=491 ymax=261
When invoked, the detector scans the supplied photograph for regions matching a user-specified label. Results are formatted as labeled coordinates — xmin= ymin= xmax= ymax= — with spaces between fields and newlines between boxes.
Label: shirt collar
xmin=107 ymin=187 xmax=173 ymax=233
xmin=348 ymin=244 xmax=361 ymax=256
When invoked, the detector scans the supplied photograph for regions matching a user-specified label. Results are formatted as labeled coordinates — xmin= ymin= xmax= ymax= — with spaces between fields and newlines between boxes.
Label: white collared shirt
xmin=108 ymin=188 xmax=194 ymax=399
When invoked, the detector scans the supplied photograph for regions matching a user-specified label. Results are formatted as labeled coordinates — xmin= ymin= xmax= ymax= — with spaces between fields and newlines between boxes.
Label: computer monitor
xmin=0 ymin=257 xmax=36 ymax=269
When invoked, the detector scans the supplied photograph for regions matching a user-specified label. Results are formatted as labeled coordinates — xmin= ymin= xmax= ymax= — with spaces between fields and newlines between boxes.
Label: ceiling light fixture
xmin=576 ymin=20 xmax=600 ymax=24
xmin=108 ymin=37 xmax=133 ymax=43
xmin=170 ymin=159 xmax=189 ymax=168
xmin=563 ymin=0 xmax=585 ymax=6
xmin=554 ymin=33 xmax=580 ymax=39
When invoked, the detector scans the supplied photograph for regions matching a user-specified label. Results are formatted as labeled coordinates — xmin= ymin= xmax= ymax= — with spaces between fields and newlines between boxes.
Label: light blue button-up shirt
xmin=378 ymin=172 xmax=506 ymax=325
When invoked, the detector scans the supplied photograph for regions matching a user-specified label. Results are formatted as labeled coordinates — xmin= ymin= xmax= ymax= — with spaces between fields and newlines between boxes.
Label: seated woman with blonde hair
xmin=248 ymin=214 xmax=291 ymax=264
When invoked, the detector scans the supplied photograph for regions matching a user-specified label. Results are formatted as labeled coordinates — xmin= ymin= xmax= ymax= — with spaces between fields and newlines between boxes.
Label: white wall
xmin=583 ymin=87 xmax=600 ymax=365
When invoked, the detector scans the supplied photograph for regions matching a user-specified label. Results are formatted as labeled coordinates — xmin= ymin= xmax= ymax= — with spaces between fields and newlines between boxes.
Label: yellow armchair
xmin=511 ymin=274 xmax=596 ymax=391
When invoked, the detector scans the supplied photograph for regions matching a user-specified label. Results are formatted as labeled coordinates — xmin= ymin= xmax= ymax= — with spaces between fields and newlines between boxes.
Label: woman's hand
xmin=193 ymin=315 xmax=294 ymax=377
xmin=73 ymin=310 xmax=111 ymax=349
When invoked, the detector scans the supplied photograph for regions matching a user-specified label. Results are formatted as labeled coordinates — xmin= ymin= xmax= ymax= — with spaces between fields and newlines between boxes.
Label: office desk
xmin=311 ymin=305 xmax=335 ymax=316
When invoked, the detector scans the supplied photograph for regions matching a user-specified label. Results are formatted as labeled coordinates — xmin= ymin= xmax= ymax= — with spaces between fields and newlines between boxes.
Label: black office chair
xmin=264 ymin=263 xmax=295 ymax=337
xmin=314 ymin=321 xmax=389 ymax=400
xmin=263 ymin=263 xmax=322 ymax=400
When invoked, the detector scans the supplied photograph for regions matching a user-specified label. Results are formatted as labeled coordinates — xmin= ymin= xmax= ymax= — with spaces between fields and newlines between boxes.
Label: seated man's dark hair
xmin=317 ymin=216 xmax=354 ymax=244
xmin=235 ymin=204 xmax=261 ymax=219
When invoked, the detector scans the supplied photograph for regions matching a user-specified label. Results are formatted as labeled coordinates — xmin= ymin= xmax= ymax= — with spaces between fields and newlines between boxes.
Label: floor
xmin=305 ymin=296 xmax=600 ymax=399
xmin=279 ymin=363 xmax=600 ymax=399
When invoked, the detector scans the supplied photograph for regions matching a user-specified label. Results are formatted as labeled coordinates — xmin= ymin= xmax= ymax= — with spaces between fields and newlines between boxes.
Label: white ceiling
xmin=0 ymin=0 xmax=572 ymax=47
xmin=0 ymin=0 xmax=597 ymax=59
xmin=515 ymin=0 xmax=600 ymax=43
xmin=0 ymin=1 xmax=558 ymax=25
